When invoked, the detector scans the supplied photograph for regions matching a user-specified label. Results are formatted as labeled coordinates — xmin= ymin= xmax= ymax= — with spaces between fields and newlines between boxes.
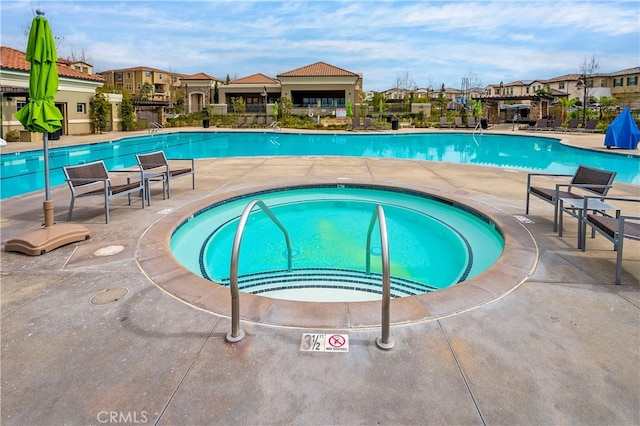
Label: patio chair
xmin=256 ymin=116 xmax=265 ymax=127
xmin=233 ymin=116 xmax=244 ymax=128
xmin=580 ymin=196 xmax=640 ymax=285
xmin=454 ymin=117 xmax=465 ymax=128
xmin=136 ymin=151 xmax=195 ymax=200
xmin=578 ymin=119 xmax=601 ymax=133
xmin=63 ymin=160 xmax=145 ymax=224
xmin=525 ymin=164 xmax=617 ymax=232
xmin=565 ymin=118 xmax=580 ymax=132
xmin=439 ymin=117 xmax=451 ymax=128
xmin=527 ymin=118 xmax=548 ymax=131
xmin=349 ymin=117 xmax=362 ymax=131
xmin=363 ymin=118 xmax=375 ymax=130
xmin=244 ymin=116 xmax=254 ymax=128
xmin=467 ymin=117 xmax=477 ymax=129
xmin=549 ymin=119 xmax=563 ymax=131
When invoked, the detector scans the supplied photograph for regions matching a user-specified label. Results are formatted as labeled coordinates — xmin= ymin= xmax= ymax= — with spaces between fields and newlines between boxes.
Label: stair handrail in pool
xmin=366 ymin=205 xmax=395 ymax=350
xmin=226 ymin=199 xmax=293 ymax=343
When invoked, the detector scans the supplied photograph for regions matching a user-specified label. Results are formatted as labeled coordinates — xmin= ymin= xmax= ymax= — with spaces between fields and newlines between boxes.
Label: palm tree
xmin=558 ymin=97 xmax=577 ymax=123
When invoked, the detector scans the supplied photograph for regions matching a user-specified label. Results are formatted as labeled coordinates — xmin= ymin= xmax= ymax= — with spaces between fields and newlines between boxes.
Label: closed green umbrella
xmin=6 ymin=10 xmax=90 ymax=255
xmin=273 ymin=101 xmax=278 ymax=119
xmin=346 ymin=99 xmax=353 ymax=117
xmin=15 ymin=9 xmax=63 ymax=201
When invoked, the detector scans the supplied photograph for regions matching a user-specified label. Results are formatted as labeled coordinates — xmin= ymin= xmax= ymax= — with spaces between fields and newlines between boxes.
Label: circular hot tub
xmin=137 ymin=182 xmax=537 ymax=329
xmin=170 ymin=185 xmax=504 ymax=302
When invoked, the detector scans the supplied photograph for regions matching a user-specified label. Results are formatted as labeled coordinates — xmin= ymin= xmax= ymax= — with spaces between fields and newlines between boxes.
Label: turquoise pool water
xmin=1 ymin=131 xmax=638 ymax=199
xmin=170 ymin=186 xmax=504 ymax=302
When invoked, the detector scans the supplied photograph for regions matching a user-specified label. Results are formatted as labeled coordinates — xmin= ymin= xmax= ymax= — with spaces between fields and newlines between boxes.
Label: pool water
xmin=170 ymin=186 xmax=504 ymax=302
xmin=2 ymin=131 xmax=638 ymax=199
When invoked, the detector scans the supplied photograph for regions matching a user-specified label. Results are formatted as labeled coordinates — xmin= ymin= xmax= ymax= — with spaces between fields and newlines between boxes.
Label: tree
xmin=577 ymin=55 xmax=599 ymax=125
xmin=140 ymin=82 xmax=153 ymax=100
xmin=437 ymin=83 xmax=447 ymax=118
xmin=213 ymin=81 xmax=219 ymax=104
xmin=120 ymin=90 xmax=135 ymax=131
xmin=279 ymin=96 xmax=293 ymax=121
xmin=558 ymin=97 xmax=577 ymax=122
xmin=90 ymin=92 xmax=110 ymax=134
xmin=231 ymin=97 xmax=246 ymax=114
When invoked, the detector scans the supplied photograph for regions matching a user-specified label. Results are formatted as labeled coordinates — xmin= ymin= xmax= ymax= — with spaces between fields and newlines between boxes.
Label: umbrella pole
xmin=42 ymin=132 xmax=55 ymax=228
xmin=43 ymin=132 xmax=51 ymax=201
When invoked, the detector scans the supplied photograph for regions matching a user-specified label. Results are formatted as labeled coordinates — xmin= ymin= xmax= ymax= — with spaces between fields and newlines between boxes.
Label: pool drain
xmin=91 ymin=287 xmax=128 ymax=305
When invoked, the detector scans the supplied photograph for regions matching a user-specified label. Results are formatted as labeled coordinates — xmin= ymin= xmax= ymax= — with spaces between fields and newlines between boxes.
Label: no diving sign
xmin=300 ymin=333 xmax=349 ymax=352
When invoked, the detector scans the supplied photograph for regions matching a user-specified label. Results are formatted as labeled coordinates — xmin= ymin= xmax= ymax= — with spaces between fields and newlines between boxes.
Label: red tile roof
xmin=181 ymin=72 xmax=223 ymax=82
xmin=231 ymin=73 xmax=278 ymax=84
xmin=277 ymin=62 xmax=358 ymax=78
xmin=1 ymin=46 xmax=104 ymax=82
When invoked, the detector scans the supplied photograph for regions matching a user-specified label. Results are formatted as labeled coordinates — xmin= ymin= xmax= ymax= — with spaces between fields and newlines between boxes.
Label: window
xmin=17 ymin=101 xmax=26 ymax=110
xmin=126 ymin=83 xmax=132 ymax=90
xmin=627 ymin=76 xmax=638 ymax=86
xmin=137 ymin=83 xmax=141 ymax=90
xmin=82 ymin=66 xmax=88 ymax=73
xmin=613 ymin=78 xmax=623 ymax=87
xmin=126 ymin=72 xmax=131 ymax=79
xmin=77 ymin=103 xmax=86 ymax=113
xmin=559 ymin=82 xmax=565 ymax=90
xmin=146 ymin=72 xmax=151 ymax=78
xmin=116 ymin=72 xmax=123 ymax=81
xmin=600 ymin=79 xmax=607 ymax=87
xmin=158 ymin=73 xmax=163 ymax=80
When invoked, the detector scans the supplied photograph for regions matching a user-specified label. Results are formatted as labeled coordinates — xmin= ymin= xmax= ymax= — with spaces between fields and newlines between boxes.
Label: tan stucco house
xmin=1 ymin=46 xmax=108 ymax=140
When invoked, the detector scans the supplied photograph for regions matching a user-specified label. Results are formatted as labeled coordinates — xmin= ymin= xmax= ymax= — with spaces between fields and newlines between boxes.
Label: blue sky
xmin=1 ymin=0 xmax=638 ymax=91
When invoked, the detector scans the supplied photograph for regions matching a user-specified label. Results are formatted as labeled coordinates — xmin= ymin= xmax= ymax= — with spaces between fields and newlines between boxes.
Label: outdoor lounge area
xmin=1 ymin=126 xmax=638 ymax=425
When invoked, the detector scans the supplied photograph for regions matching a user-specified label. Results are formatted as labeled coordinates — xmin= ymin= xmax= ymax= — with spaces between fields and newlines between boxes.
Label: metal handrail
xmin=366 ymin=205 xmax=394 ymax=350
xmin=226 ymin=199 xmax=292 ymax=342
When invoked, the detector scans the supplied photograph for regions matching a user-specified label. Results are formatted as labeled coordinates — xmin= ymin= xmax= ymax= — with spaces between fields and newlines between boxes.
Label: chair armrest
xmin=66 ymin=177 xmax=109 ymax=183
xmin=166 ymin=158 xmax=195 ymax=169
xmin=555 ymin=183 xmax=613 ymax=193
xmin=527 ymin=173 xmax=572 ymax=189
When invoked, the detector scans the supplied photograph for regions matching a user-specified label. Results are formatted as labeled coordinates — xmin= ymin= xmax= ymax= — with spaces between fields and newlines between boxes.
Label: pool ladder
xmin=226 ymin=199 xmax=394 ymax=350
xmin=226 ymin=200 xmax=292 ymax=343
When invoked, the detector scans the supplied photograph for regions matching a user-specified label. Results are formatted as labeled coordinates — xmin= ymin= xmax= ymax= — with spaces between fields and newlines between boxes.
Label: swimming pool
xmin=1 ymin=131 xmax=638 ymax=199
xmin=170 ymin=185 xmax=504 ymax=302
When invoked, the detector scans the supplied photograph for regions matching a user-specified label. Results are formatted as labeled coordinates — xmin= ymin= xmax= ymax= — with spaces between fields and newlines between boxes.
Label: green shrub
xmin=5 ymin=129 xmax=20 ymax=142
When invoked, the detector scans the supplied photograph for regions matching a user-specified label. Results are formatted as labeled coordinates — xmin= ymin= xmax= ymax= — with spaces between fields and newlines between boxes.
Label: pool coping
xmin=136 ymin=177 xmax=539 ymax=329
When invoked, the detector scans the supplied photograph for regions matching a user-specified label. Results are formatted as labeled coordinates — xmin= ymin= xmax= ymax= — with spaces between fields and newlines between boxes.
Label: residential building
xmin=218 ymin=73 xmax=280 ymax=114
xmin=181 ymin=61 xmax=362 ymax=118
xmin=180 ymin=72 xmax=224 ymax=114
xmin=1 ymin=46 xmax=108 ymax=139
xmin=99 ymin=66 xmax=178 ymax=102
xmin=277 ymin=62 xmax=362 ymax=116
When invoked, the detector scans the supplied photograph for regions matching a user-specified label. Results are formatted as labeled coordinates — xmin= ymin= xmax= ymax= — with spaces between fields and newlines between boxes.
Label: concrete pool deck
xmin=1 ymin=126 xmax=639 ymax=425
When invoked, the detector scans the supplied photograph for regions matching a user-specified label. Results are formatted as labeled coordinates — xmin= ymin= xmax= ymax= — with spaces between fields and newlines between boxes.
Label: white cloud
xmin=2 ymin=0 xmax=637 ymax=91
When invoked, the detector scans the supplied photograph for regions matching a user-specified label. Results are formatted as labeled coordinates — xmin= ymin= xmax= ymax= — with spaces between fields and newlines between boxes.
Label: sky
xmin=1 ymin=0 xmax=638 ymax=92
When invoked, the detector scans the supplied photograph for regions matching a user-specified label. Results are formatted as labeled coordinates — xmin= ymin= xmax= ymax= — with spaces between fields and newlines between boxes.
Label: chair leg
xmin=525 ymin=191 xmax=530 ymax=214
xmin=67 ymin=196 xmax=75 ymax=221
xmin=553 ymin=200 xmax=559 ymax=232
xmin=104 ymin=193 xmax=110 ymax=224
xmin=615 ymin=224 xmax=625 ymax=285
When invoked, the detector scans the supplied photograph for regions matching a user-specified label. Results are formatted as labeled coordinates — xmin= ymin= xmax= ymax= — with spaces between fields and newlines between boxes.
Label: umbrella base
xmin=5 ymin=224 xmax=90 ymax=256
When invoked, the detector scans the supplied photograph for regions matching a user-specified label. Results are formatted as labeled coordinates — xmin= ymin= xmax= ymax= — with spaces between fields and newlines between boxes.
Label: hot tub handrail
xmin=226 ymin=199 xmax=292 ymax=343
xmin=366 ymin=205 xmax=394 ymax=350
